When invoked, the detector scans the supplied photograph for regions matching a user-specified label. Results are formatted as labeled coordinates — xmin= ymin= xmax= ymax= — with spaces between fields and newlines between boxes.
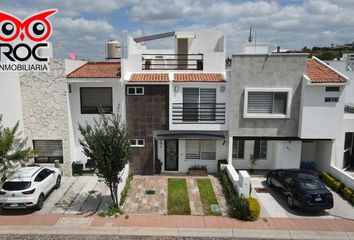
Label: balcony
xmin=172 ymin=103 xmax=226 ymax=124
xmin=142 ymin=54 xmax=203 ymax=70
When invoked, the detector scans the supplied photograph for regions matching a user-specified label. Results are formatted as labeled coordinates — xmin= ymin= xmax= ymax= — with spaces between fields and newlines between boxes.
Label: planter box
xmin=187 ymin=169 xmax=208 ymax=176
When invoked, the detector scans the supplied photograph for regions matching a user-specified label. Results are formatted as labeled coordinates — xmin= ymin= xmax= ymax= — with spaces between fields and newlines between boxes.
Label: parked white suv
xmin=0 ymin=166 xmax=61 ymax=210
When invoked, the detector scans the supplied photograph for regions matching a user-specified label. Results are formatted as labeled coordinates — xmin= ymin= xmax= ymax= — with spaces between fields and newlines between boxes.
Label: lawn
xmin=167 ymin=178 xmax=191 ymax=215
xmin=197 ymin=178 xmax=221 ymax=216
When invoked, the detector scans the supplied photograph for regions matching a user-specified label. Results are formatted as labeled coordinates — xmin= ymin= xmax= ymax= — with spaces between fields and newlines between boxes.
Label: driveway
xmin=251 ymin=176 xmax=354 ymax=220
xmin=0 ymin=176 xmax=111 ymax=215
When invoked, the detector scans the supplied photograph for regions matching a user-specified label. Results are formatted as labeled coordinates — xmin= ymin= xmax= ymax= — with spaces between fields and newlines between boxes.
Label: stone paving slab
xmin=210 ymin=175 xmax=228 ymax=216
xmin=80 ymin=180 xmax=108 ymax=213
xmin=186 ymin=178 xmax=204 ymax=216
xmin=96 ymin=188 xmax=112 ymax=213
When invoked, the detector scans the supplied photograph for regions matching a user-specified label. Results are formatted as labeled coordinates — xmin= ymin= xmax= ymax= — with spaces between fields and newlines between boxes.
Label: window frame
xmin=130 ymin=139 xmax=145 ymax=147
xmin=80 ymin=87 xmax=113 ymax=114
xmin=232 ymin=140 xmax=245 ymax=160
xmin=33 ymin=140 xmax=64 ymax=164
xmin=325 ymin=97 xmax=339 ymax=103
xmin=185 ymin=139 xmax=216 ymax=161
xmin=244 ymin=88 xmax=292 ymax=119
xmin=127 ymin=87 xmax=144 ymax=96
xmin=325 ymin=86 xmax=340 ymax=92
xmin=253 ymin=140 xmax=267 ymax=160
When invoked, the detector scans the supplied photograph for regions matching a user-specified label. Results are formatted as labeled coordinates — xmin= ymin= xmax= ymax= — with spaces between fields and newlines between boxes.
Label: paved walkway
xmin=0 ymin=214 xmax=353 ymax=239
xmin=123 ymin=175 xmax=227 ymax=216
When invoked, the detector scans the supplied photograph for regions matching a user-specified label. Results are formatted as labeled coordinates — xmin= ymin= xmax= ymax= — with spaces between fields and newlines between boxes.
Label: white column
xmin=228 ymin=136 xmax=233 ymax=165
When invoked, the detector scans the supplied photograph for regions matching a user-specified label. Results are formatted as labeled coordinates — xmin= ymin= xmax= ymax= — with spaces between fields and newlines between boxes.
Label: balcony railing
xmin=345 ymin=105 xmax=354 ymax=114
xmin=142 ymin=54 xmax=203 ymax=70
xmin=172 ymin=103 xmax=226 ymax=124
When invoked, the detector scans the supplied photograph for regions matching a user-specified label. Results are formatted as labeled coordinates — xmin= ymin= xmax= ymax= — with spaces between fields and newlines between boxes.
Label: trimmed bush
xmin=351 ymin=194 xmax=354 ymax=205
xmin=343 ymin=187 xmax=353 ymax=201
xmin=322 ymin=172 xmax=341 ymax=192
xmin=248 ymin=197 xmax=261 ymax=221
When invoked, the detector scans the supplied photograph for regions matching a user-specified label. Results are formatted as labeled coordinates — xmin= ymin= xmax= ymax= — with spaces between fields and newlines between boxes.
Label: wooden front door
xmin=165 ymin=140 xmax=178 ymax=171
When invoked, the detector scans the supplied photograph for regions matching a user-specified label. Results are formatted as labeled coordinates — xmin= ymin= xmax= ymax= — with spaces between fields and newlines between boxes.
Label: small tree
xmin=0 ymin=114 xmax=33 ymax=181
xmin=79 ymin=112 xmax=131 ymax=207
xmin=249 ymin=154 xmax=259 ymax=173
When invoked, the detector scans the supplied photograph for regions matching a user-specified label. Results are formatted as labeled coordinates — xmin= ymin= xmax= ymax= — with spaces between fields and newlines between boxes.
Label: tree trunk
xmin=109 ymin=181 xmax=119 ymax=207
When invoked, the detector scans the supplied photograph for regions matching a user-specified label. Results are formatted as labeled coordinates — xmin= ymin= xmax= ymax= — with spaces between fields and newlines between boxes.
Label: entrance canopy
xmin=156 ymin=132 xmax=226 ymax=140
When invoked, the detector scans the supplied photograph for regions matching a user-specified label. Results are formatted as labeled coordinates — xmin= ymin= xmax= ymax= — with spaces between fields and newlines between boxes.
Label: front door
xmin=165 ymin=140 xmax=178 ymax=171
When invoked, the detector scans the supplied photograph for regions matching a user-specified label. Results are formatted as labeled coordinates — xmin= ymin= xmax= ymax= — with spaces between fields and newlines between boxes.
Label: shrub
xmin=248 ymin=197 xmax=260 ymax=221
xmin=189 ymin=165 xmax=207 ymax=170
xmin=343 ymin=187 xmax=353 ymax=201
xmin=219 ymin=170 xmax=259 ymax=221
xmin=322 ymin=172 xmax=341 ymax=192
xmin=119 ymin=171 xmax=133 ymax=207
xmin=351 ymin=194 xmax=354 ymax=205
xmin=98 ymin=204 xmax=123 ymax=218
xmin=217 ymin=159 xmax=228 ymax=172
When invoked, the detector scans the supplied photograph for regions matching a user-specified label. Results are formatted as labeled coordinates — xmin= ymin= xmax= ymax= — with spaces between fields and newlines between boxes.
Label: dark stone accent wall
xmin=126 ymin=85 xmax=169 ymax=174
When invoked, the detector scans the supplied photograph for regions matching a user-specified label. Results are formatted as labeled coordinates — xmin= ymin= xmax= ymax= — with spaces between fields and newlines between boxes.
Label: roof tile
xmin=67 ymin=62 xmax=120 ymax=78
xmin=129 ymin=73 xmax=169 ymax=82
xmin=306 ymin=59 xmax=346 ymax=83
xmin=174 ymin=73 xmax=225 ymax=82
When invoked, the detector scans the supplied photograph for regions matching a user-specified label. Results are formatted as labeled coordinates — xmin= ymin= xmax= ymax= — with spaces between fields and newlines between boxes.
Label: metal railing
xmin=172 ymin=103 xmax=226 ymax=124
xmin=142 ymin=54 xmax=203 ymax=70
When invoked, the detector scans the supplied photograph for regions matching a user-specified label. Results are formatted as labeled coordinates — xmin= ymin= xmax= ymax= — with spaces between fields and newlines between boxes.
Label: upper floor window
xmin=80 ymin=87 xmax=112 ymax=114
xmin=33 ymin=140 xmax=63 ymax=163
xmin=254 ymin=140 xmax=267 ymax=159
xmin=325 ymin=86 xmax=340 ymax=92
xmin=182 ymin=88 xmax=216 ymax=122
xmin=127 ymin=87 xmax=144 ymax=95
xmin=244 ymin=88 xmax=291 ymax=118
xmin=130 ymin=139 xmax=145 ymax=147
xmin=232 ymin=140 xmax=244 ymax=159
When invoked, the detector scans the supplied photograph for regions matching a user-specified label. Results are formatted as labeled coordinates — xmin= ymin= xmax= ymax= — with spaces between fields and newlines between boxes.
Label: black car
xmin=266 ymin=169 xmax=333 ymax=210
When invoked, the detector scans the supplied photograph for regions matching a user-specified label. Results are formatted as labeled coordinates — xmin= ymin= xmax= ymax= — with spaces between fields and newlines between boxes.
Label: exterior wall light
xmin=220 ymin=86 xmax=225 ymax=92
xmin=174 ymin=86 xmax=179 ymax=92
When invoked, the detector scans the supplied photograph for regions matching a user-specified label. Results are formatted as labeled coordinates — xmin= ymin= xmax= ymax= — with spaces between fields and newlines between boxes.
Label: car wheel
xmin=287 ymin=195 xmax=295 ymax=209
xmin=55 ymin=176 xmax=61 ymax=189
xmin=36 ymin=194 xmax=45 ymax=211
xmin=267 ymin=176 xmax=273 ymax=187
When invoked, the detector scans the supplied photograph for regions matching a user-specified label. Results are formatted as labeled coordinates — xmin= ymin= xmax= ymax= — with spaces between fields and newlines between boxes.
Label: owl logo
xmin=0 ymin=9 xmax=56 ymax=43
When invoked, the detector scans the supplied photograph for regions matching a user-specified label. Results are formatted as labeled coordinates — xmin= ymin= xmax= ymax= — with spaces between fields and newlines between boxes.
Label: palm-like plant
xmin=0 ymin=114 xmax=34 ymax=181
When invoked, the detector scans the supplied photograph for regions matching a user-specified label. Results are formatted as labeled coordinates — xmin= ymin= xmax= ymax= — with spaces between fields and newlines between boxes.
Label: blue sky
xmin=1 ymin=0 xmax=353 ymax=60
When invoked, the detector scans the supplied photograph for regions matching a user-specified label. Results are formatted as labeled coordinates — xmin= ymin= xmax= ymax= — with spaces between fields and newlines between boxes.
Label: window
xmin=130 ymin=139 xmax=145 ymax=147
xmin=232 ymin=140 xmax=244 ymax=159
xmin=33 ymin=140 xmax=63 ymax=163
xmin=182 ymin=88 xmax=217 ymax=122
xmin=185 ymin=140 xmax=216 ymax=160
xmin=80 ymin=87 xmax=112 ymax=114
xmin=325 ymin=86 xmax=340 ymax=92
xmin=127 ymin=87 xmax=144 ymax=95
xmin=254 ymin=140 xmax=267 ymax=159
xmin=325 ymin=97 xmax=339 ymax=103
xmin=247 ymin=92 xmax=287 ymax=114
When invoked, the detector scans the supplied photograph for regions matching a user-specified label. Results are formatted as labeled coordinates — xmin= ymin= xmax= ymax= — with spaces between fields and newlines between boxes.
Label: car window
xmin=2 ymin=181 xmax=31 ymax=191
xmin=34 ymin=170 xmax=46 ymax=182
xmin=43 ymin=168 xmax=53 ymax=177
xmin=297 ymin=178 xmax=324 ymax=190
xmin=284 ymin=176 xmax=294 ymax=185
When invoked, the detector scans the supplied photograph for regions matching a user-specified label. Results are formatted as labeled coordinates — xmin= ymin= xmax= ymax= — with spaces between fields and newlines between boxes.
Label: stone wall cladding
xmin=230 ymin=54 xmax=308 ymax=137
xmin=20 ymin=59 xmax=72 ymax=175
xmin=126 ymin=85 xmax=169 ymax=175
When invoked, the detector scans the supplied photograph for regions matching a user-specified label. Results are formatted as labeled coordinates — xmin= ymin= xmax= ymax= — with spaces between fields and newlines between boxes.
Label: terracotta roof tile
xmin=129 ymin=73 xmax=169 ymax=82
xmin=306 ymin=59 xmax=346 ymax=83
xmin=174 ymin=73 xmax=225 ymax=82
xmin=67 ymin=62 xmax=120 ymax=78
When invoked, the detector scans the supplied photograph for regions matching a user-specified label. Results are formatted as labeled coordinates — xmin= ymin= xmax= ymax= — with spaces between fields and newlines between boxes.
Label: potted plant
xmin=187 ymin=165 xmax=208 ymax=176
xmin=249 ymin=154 xmax=259 ymax=173
xmin=145 ymin=59 xmax=151 ymax=69
xmin=197 ymin=59 xmax=203 ymax=70
xmin=155 ymin=158 xmax=163 ymax=174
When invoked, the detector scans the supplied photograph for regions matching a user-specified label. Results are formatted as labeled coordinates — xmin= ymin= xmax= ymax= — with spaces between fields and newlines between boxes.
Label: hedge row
xmin=322 ymin=172 xmax=354 ymax=205
xmin=219 ymin=169 xmax=260 ymax=221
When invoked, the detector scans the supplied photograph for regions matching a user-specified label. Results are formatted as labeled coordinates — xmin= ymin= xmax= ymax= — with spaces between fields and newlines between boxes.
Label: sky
xmin=1 ymin=0 xmax=353 ymax=60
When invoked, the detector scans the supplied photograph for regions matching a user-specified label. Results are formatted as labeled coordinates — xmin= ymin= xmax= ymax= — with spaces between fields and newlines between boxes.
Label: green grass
xmin=167 ymin=178 xmax=191 ymax=215
xmin=197 ymin=178 xmax=221 ymax=216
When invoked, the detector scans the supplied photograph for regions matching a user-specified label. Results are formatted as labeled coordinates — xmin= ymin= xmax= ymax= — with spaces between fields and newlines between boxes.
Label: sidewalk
xmin=0 ymin=214 xmax=353 ymax=239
